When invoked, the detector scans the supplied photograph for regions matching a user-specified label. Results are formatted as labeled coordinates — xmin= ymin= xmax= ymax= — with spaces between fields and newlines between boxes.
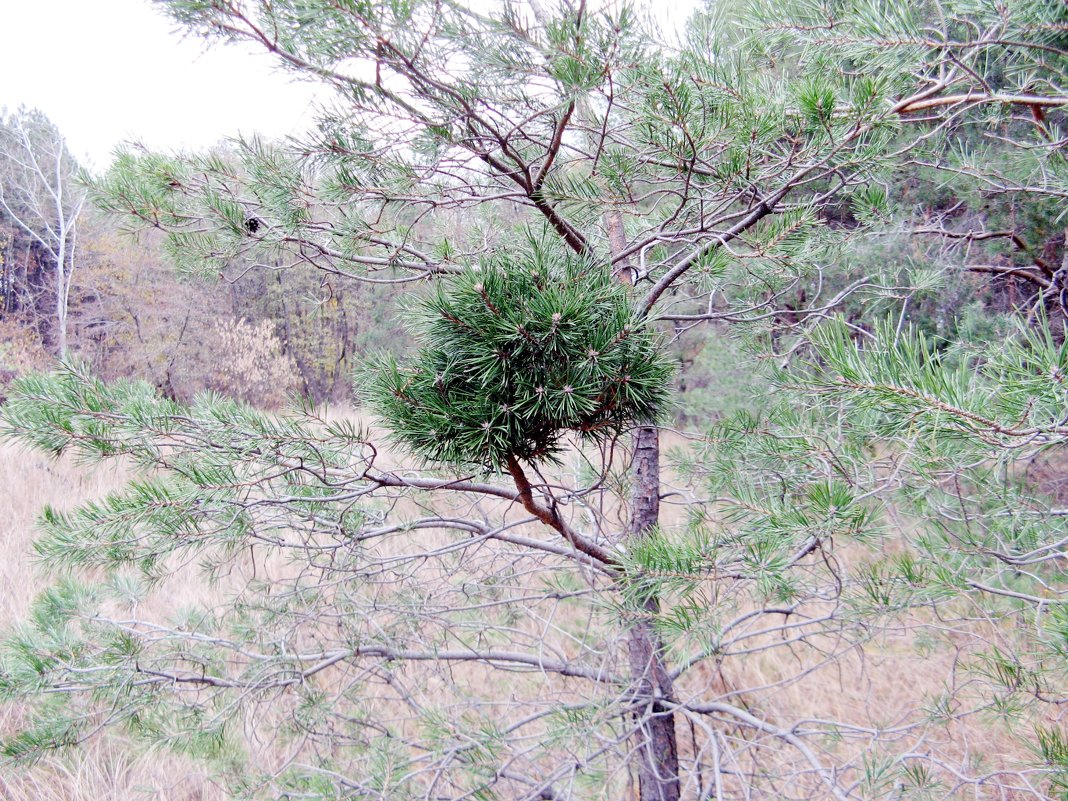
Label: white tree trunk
xmin=0 ymin=111 xmax=84 ymax=357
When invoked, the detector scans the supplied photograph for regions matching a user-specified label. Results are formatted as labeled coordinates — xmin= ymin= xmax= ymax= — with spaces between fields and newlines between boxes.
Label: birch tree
xmin=0 ymin=108 xmax=86 ymax=356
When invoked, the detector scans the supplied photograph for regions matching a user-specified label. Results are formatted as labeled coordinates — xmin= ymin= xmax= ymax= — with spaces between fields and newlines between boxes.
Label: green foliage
xmin=2 ymin=0 xmax=1068 ymax=797
xmin=1035 ymin=725 xmax=1068 ymax=799
xmin=806 ymin=315 xmax=1068 ymax=453
xmin=0 ymin=362 xmax=373 ymax=578
xmin=363 ymin=243 xmax=673 ymax=469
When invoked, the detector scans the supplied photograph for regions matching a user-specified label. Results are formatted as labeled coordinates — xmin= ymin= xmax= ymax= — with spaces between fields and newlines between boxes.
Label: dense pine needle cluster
xmin=364 ymin=246 xmax=673 ymax=469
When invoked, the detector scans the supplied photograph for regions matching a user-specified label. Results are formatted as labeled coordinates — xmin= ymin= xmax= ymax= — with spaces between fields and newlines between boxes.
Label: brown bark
xmin=504 ymin=454 xmax=619 ymax=567
xmin=575 ymin=84 xmax=681 ymax=799
xmin=626 ymin=424 xmax=681 ymax=801
xmin=606 ymin=209 xmax=636 ymax=285
xmin=608 ymin=195 xmax=680 ymax=799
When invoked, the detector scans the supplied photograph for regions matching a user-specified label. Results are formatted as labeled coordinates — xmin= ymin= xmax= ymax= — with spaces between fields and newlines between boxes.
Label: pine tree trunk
xmin=626 ymin=424 xmax=681 ymax=801
xmin=599 ymin=204 xmax=681 ymax=800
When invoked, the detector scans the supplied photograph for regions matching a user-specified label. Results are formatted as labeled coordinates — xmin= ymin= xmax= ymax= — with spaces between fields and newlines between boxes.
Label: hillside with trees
xmin=1 ymin=0 xmax=1067 ymax=799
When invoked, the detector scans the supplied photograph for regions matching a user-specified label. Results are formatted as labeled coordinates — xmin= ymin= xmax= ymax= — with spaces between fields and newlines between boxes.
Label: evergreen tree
xmin=2 ymin=1 xmax=1067 ymax=799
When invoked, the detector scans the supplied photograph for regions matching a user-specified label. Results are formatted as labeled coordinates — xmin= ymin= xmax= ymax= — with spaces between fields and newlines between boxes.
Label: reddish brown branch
xmin=505 ymin=454 xmax=619 ymax=567
xmin=913 ymin=227 xmax=1056 ymax=278
xmin=965 ymin=264 xmax=1051 ymax=288
xmin=534 ymin=100 xmax=575 ymax=191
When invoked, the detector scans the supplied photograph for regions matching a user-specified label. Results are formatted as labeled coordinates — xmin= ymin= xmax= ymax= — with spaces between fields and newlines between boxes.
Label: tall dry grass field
xmin=0 ymin=443 xmax=226 ymax=801
xmin=0 ymin=430 xmax=1043 ymax=799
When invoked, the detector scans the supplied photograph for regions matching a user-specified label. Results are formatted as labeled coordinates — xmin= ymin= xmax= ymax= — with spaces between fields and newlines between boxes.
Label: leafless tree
xmin=0 ymin=108 xmax=86 ymax=356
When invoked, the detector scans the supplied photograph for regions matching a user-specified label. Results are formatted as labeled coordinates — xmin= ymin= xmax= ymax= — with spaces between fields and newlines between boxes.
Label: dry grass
xmin=0 ymin=442 xmax=226 ymax=801
xmin=0 ymin=431 xmax=1049 ymax=800
xmin=0 ymin=443 xmax=131 ymax=622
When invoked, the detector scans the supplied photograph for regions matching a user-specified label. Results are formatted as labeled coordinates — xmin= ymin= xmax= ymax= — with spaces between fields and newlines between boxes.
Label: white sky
xmin=0 ymin=0 xmax=323 ymax=173
xmin=0 ymin=0 xmax=695 ymax=174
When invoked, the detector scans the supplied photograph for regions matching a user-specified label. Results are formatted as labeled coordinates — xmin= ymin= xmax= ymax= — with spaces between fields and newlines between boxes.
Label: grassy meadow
xmin=0 ymin=443 xmax=226 ymax=801
xmin=0 ymin=425 xmax=1038 ymax=799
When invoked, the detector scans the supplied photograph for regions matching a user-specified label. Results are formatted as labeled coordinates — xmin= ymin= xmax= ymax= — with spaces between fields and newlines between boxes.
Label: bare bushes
xmin=0 ymin=318 xmax=50 ymax=402
xmin=208 ymin=316 xmax=299 ymax=408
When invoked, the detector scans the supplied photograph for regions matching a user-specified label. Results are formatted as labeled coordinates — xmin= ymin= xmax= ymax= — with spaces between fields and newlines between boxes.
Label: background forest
xmin=0 ymin=108 xmax=405 ymax=408
xmin=0 ymin=111 xmax=741 ymax=419
xmin=0 ymin=0 xmax=1066 ymax=800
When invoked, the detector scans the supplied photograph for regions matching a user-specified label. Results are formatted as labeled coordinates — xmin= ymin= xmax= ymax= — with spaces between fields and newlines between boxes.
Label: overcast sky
xmin=0 ymin=0 xmax=322 ymax=172
xmin=1 ymin=0 xmax=693 ymax=174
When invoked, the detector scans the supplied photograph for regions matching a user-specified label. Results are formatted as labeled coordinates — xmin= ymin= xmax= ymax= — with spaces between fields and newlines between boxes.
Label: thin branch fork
xmin=966 ymin=263 xmax=1051 ymax=288
xmin=128 ymin=644 xmax=618 ymax=688
xmin=505 ymin=454 xmax=620 ymax=567
xmin=368 ymin=468 xmax=618 ymax=572
xmin=911 ymin=226 xmax=1056 ymax=277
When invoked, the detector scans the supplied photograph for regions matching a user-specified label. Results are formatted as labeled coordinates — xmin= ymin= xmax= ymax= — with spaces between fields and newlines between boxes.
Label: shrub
xmin=208 ymin=317 xmax=298 ymax=408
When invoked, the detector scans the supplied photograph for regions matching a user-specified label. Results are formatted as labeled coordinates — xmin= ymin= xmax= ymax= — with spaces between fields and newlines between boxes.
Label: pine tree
xmin=2 ymin=1 xmax=1066 ymax=799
